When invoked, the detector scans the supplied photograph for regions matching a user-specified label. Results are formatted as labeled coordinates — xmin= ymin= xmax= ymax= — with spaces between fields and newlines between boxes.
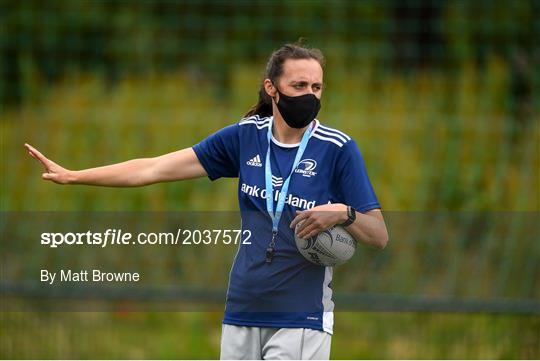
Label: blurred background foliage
xmin=1 ymin=0 xmax=539 ymax=359
xmin=1 ymin=0 xmax=538 ymax=212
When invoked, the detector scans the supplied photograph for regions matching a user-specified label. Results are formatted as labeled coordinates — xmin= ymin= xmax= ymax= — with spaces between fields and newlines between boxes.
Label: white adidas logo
xmin=246 ymin=154 xmax=263 ymax=167
xmin=272 ymin=175 xmax=283 ymax=187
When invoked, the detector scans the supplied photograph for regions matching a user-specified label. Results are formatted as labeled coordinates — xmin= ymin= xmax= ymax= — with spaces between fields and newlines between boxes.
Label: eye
xmin=293 ymin=84 xmax=304 ymax=89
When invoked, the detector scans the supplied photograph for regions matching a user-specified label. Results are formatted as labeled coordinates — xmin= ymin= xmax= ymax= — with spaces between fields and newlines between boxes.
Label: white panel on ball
xmin=295 ymin=224 xmax=357 ymax=266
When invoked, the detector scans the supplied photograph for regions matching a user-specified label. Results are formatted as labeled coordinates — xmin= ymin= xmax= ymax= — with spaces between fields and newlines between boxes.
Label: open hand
xmin=24 ymin=143 xmax=72 ymax=184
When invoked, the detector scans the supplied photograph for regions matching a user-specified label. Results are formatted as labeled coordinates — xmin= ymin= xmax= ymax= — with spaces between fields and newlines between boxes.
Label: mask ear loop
xmin=270 ymin=81 xmax=280 ymax=104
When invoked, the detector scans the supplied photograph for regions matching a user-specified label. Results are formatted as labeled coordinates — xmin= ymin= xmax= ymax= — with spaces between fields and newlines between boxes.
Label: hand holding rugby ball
xmin=295 ymin=222 xmax=357 ymax=266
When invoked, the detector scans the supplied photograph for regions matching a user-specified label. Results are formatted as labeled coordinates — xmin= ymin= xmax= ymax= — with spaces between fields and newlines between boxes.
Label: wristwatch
xmin=340 ymin=205 xmax=356 ymax=227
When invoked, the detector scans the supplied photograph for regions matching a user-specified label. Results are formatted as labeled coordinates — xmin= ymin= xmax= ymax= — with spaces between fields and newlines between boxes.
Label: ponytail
xmin=244 ymin=85 xmax=273 ymax=118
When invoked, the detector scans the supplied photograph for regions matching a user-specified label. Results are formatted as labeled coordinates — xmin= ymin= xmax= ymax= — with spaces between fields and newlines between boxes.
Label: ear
xmin=263 ymin=79 xmax=277 ymax=100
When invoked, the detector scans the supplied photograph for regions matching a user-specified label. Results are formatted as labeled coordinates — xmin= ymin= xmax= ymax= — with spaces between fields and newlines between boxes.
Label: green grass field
xmin=1 ymin=311 xmax=538 ymax=359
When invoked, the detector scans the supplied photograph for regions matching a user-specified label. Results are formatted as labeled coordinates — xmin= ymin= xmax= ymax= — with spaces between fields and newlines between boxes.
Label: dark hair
xmin=244 ymin=43 xmax=325 ymax=118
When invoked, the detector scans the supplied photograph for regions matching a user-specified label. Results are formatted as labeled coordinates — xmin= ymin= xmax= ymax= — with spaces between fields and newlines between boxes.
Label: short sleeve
xmin=333 ymin=140 xmax=381 ymax=212
xmin=192 ymin=124 xmax=240 ymax=181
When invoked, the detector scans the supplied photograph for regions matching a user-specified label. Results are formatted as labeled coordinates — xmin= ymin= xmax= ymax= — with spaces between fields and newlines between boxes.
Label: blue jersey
xmin=192 ymin=115 xmax=380 ymax=334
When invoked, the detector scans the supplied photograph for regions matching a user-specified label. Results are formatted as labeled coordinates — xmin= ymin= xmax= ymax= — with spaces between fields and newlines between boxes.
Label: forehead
xmin=280 ymin=58 xmax=323 ymax=83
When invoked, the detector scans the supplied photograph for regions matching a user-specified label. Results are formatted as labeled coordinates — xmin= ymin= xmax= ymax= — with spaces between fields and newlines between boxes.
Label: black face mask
xmin=274 ymin=87 xmax=321 ymax=129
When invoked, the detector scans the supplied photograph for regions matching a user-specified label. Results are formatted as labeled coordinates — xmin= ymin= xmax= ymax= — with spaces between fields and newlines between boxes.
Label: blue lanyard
xmin=265 ymin=117 xmax=314 ymax=236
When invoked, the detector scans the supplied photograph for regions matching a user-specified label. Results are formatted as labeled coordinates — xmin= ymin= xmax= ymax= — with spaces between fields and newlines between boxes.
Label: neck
xmin=272 ymin=115 xmax=309 ymax=144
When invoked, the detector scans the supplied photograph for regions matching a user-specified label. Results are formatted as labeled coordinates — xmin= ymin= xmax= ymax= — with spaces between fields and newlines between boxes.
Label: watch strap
xmin=340 ymin=206 xmax=356 ymax=227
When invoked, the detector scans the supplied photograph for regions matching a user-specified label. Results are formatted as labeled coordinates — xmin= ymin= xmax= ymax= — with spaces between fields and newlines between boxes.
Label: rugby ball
xmin=295 ymin=223 xmax=357 ymax=266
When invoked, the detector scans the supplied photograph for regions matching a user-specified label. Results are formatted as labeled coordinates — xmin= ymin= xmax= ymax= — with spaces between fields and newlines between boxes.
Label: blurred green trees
xmin=2 ymin=0 xmax=537 ymax=112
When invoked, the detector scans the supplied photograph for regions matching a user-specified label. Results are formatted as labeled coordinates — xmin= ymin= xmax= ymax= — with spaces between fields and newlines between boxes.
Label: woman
xmin=25 ymin=43 xmax=388 ymax=360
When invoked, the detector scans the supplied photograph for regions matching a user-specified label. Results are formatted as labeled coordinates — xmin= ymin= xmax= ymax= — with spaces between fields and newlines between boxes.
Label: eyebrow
xmin=290 ymin=80 xmax=324 ymax=86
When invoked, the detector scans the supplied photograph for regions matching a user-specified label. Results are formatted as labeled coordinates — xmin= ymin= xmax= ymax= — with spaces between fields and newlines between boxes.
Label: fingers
xmin=293 ymin=209 xmax=340 ymax=238
xmin=290 ymin=210 xmax=310 ymax=229
xmin=24 ymin=143 xmax=41 ymax=159
xmin=297 ymin=221 xmax=322 ymax=239
xmin=24 ymin=143 xmax=49 ymax=165
xmin=25 ymin=143 xmax=57 ymax=174
xmin=295 ymin=217 xmax=315 ymax=237
xmin=42 ymin=172 xmax=62 ymax=184
xmin=26 ymin=143 xmax=68 ymax=184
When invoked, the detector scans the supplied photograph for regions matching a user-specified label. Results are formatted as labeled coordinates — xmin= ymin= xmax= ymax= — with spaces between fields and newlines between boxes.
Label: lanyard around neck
xmin=265 ymin=117 xmax=314 ymax=233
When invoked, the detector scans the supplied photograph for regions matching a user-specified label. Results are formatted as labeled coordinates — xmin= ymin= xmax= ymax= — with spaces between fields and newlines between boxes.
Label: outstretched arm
xmin=24 ymin=143 xmax=207 ymax=187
